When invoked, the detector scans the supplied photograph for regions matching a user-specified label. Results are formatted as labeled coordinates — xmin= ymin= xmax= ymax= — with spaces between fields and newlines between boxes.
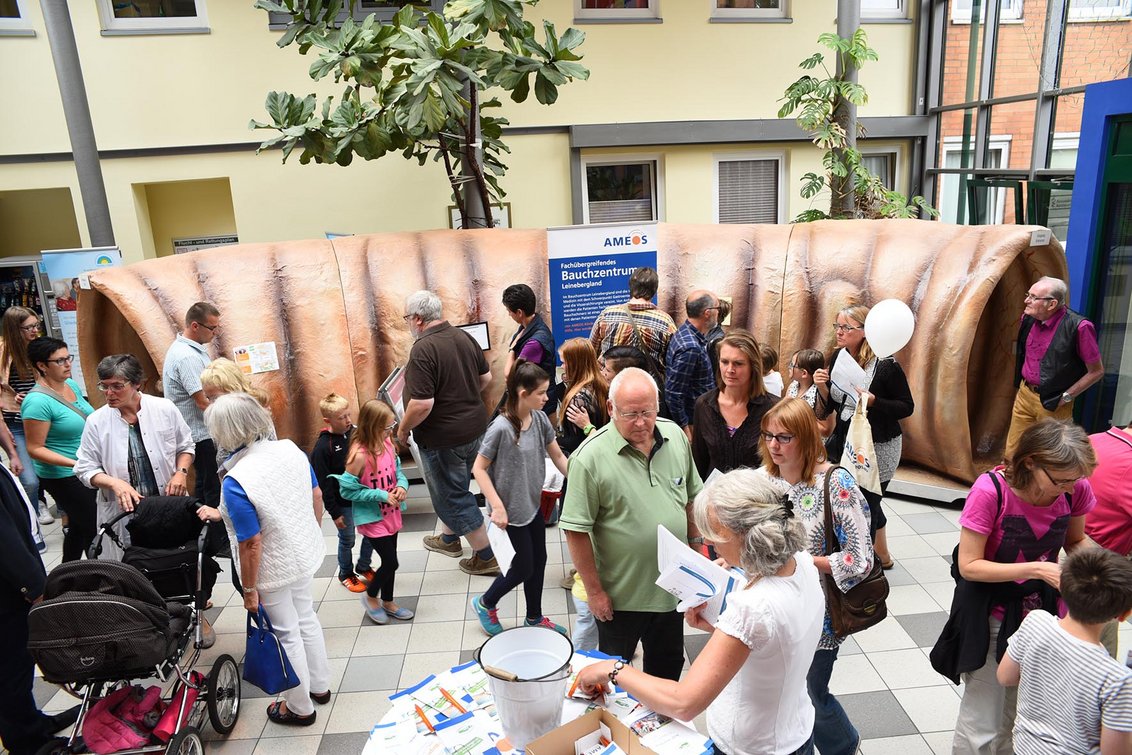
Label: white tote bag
xmin=840 ymin=399 xmax=882 ymax=495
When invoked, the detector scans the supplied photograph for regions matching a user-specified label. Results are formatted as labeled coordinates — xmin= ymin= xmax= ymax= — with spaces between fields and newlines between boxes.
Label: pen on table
xmin=438 ymin=687 xmax=467 ymax=714
xmin=414 ymin=704 xmax=435 ymax=733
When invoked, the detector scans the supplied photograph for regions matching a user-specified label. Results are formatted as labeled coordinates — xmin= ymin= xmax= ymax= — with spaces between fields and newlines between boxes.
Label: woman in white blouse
xmin=74 ymin=354 xmax=194 ymax=560
xmin=577 ymin=468 xmax=825 ymax=755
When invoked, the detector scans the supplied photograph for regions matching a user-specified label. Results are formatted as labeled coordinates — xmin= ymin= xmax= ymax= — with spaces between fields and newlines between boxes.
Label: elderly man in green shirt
xmin=561 ymin=367 xmax=704 ymax=681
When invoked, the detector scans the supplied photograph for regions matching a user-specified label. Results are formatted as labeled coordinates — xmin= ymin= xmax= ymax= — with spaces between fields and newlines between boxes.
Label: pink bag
xmin=82 ymin=685 xmax=164 ymax=754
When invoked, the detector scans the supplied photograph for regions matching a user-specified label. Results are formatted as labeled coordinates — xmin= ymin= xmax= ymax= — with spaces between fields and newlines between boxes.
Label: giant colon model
xmin=79 ymin=220 xmax=1064 ymax=483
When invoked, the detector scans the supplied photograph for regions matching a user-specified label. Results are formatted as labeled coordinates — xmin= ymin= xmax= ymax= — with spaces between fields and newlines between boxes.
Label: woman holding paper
xmin=759 ymin=397 xmax=874 ymax=755
xmin=814 ymin=303 xmax=913 ymax=569
xmin=690 ymin=330 xmax=779 ymax=479
xmin=577 ymin=468 xmax=825 ymax=755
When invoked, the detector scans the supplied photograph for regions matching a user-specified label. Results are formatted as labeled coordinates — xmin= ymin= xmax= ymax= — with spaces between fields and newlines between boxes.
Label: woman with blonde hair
xmin=557 ymin=338 xmax=609 ymax=456
xmin=0 ymin=306 xmax=48 ymax=525
xmin=815 ymin=303 xmax=913 ymax=569
xmin=691 ymin=329 xmax=778 ymax=479
xmin=759 ymin=397 xmax=873 ymax=755
xmin=946 ymin=418 xmax=1096 ymax=753
xmin=199 ymin=358 xmax=269 ymax=408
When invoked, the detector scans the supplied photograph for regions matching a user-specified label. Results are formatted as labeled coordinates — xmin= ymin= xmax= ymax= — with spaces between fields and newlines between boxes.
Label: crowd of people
xmin=2 ymin=268 xmax=1132 ymax=754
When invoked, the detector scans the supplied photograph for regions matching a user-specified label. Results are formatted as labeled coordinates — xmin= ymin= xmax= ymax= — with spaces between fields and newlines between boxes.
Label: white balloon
xmin=864 ymin=299 xmax=916 ymax=359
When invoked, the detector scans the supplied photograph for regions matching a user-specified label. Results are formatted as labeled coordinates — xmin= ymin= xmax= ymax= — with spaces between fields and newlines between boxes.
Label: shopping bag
xmin=840 ymin=399 xmax=882 ymax=495
xmin=243 ymin=605 xmax=301 ymax=695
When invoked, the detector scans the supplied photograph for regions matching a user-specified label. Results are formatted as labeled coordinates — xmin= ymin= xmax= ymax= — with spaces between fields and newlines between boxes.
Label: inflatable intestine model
xmin=79 ymin=220 xmax=1064 ymax=482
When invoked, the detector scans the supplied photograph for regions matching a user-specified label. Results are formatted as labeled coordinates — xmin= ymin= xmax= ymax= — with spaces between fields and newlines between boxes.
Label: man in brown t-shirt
xmin=396 ymin=290 xmax=499 ymax=576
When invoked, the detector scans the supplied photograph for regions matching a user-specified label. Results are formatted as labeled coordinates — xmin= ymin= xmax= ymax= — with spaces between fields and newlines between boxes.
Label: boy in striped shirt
xmin=998 ymin=548 xmax=1132 ymax=754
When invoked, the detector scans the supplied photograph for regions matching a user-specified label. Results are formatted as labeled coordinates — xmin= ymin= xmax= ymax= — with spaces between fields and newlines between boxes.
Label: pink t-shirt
xmin=1086 ymin=428 xmax=1132 ymax=556
xmin=1020 ymin=308 xmax=1101 ymax=385
xmin=357 ymin=439 xmax=403 ymax=539
xmin=959 ymin=470 xmax=1095 ymax=618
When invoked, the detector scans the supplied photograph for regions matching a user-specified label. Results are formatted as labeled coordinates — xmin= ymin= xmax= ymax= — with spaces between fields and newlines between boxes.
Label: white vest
xmin=223 ymin=440 xmax=325 ymax=592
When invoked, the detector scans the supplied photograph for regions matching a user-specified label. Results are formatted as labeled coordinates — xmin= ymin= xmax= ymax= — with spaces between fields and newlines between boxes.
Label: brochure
xmin=654 ymin=526 xmax=744 ymax=625
xmin=830 ymin=348 xmax=869 ymax=397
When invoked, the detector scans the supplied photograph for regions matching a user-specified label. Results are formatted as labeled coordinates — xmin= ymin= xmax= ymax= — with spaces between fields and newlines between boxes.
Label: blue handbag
xmin=243 ymin=605 xmax=301 ymax=695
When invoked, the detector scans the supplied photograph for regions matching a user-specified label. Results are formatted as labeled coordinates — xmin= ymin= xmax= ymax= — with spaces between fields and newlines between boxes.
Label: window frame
xmin=580 ymin=154 xmax=665 ymax=226
xmin=861 ymin=0 xmax=908 ymax=20
xmin=267 ymin=1 xmax=447 ymax=29
xmin=1067 ymin=0 xmax=1132 ymax=21
xmin=859 ymin=147 xmax=901 ymax=192
xmin=951 ymin=0 xmax=1023 ymax=24
xmin=938 ymin=135 xmax=1013 ymax=224
xmin=0 ymin=0 xmax=33 ymax=36
xmin=712 ymin=150 xmax=785 ymax=225
xmin=710 ymin=0 xmax=789 ymax=22
xmin=96 ymin=0 xmax=209 ymax=34
xmin=574 ymin=0 xmax=661 ymax=22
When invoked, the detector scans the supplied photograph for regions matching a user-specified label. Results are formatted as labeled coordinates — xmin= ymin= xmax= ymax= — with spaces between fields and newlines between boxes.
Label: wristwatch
xmin=242 ymin=586 xmax=257 ymax=595
xmin=608 ymin=660 xmax=625 ymax=686
xmin=1061 ymin=392 xmax=1073 ymax=405
xmin=176 ymin=467 xmax=189 ymax=475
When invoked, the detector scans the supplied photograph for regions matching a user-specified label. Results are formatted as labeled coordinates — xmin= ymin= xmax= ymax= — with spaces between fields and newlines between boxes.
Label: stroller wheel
xmin=166 ymin=725 xmax=204 ymax=755
xmin=206 ymin=654 xmax=241 ymax=735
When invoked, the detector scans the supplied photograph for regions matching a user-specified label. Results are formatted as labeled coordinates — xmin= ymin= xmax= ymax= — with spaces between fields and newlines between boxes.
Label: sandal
xmin=880 ymin=558 xmax=895 ymax=570
xmin=267 ymin=701 xmax=317 ymax=726
xmin=310 ymin=689 xmax=332 ymax=705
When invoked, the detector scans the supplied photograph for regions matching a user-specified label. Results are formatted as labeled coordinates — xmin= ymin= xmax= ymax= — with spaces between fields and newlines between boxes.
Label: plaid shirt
xmin=665 ymin=320 xmax=716 ymax=428
xmin=588 ymin=302 xmax=677 ymax=369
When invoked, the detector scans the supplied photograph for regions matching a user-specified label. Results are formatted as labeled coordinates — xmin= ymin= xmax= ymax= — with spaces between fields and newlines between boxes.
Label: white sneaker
xmin=38 ymin=510 xmax=55 ymax=525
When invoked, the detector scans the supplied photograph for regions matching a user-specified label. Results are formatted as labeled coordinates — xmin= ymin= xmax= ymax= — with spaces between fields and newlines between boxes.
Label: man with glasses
xmin=560 ymin=367 xmax=703 ymax=681
xmin=665 ymin=290 xmax=720 ymax=440
xmin=162 ymin=302 xmax=222 ymax=507
xmin=1007 ymin=276 xmax=1103 ymax=457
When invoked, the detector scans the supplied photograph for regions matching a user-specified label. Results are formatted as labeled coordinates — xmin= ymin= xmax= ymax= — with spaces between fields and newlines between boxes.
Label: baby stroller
xmin=26 ymin=497 xmax=240 ymax=754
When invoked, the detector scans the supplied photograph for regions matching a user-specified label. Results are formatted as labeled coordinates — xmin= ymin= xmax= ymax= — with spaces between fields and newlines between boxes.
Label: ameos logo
xmin=603 ymin=229 xmax=648 ymax=248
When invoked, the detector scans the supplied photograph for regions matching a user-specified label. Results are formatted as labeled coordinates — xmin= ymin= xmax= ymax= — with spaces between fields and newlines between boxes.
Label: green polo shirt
xmin=560 ymin=418 xmax=704 ymax=613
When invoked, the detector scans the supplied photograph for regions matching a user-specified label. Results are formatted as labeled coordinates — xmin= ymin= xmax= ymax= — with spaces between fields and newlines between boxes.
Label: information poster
xmin=233 ymin=341 xmax=280 ymax=374
xmin=40 ymin=247 xmax=122 ymax=394
xmin=546 ymin=223 xmax=659 ymax=352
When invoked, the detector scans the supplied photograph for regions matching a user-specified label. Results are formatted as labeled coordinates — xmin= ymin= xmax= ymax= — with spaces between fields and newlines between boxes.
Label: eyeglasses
xmin=385 ymin=422 xmax=398 ymax=431
xmin=45 ymin=355 xmax=74 ymax=366
xmin=832 ymin=323 xmax=862 ymax=333
xmin=20 ymin=322 xmax=42 ymax=332
xmin=96 ymin=381 xmax=130 ymax=393
xmin=1042 ymin=468 xmax=1082 ymax=488
xmin=761 ymin=432 xmax=796 ymax=445
xmin=1024 ymin=294 xmax=1057 ymax=303
xmin=196 ymin=321 xmax=219 ymax=332
xmin=616 ymin=409 xmax=658 ymax=422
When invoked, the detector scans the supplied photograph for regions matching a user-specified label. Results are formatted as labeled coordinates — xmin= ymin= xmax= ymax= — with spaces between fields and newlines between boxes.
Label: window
xmin=1068 ymin=0 xmax=1132 ymax=20
xmin=1050 ymin=133 xmax=1080 ymax=170
xmin=97 ymin=0 xmax=208 ymax=34
xmin=714 ymin=154 xmax=783 ymax=224
xmin=951 ymin=0 xmax=1022 ymax=23
xmin=267 ymin=1 xmax=445 ymax=28
xmin=861 ymin=151 xmax=898 ymax=190
xmin=0 ymin=0 xmax=33 ymax=35
xmin=861 ymin=0 xmax=907 ymax=19
xmin=938 ymin=136 xmax=1011 ymax=223
xmin=582 ymin=158 xmax=663 ymax=224
xmin=711 ymin=0 xmax=788 ymax=21
xmin=575 ymin=0 xmax=660 ymax=20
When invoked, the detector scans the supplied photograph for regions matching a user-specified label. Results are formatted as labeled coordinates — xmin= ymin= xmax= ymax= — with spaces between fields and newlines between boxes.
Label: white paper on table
xmin=830 ymin=349 xmax=869 ymax=397
xmin=655 ymin=525 xmax=743 ymax=626
xmin=433 ymin=709 xmax=504 ymax=755
xmin=484 ymin=512 xmax=516 ymax=575
xmin=638 ymin=718 xmax=714 ymax=753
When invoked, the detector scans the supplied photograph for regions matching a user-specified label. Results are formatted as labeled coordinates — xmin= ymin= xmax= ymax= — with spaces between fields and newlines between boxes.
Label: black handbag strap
xmin=823 ymin=465 xmax=844 ymax=557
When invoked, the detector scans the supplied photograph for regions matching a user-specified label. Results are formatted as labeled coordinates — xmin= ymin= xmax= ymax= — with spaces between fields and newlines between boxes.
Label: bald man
xmin=665 ymin=290 xmax=720 ymax=439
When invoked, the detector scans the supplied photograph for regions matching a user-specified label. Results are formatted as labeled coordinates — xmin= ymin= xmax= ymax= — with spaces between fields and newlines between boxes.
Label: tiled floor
xmin=29 ymin=485 xmax=1132 ymax=755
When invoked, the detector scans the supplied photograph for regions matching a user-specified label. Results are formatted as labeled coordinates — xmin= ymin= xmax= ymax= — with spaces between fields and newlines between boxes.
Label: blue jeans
xmin=7 ymin=422 xmax=41 ymax=511
xmin=417 ymin=435 xmax=484 ymax=537
xmin=807 ymin=646 xmax=859 ymax=755
xmin=336 ymin=507 xmax=374 ymax=579
xmin=572 ymin=594 xmax=598 ymax=651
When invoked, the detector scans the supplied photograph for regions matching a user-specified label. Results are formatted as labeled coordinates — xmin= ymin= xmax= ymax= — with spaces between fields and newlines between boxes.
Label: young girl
xmin=333 ymin=399 xmax=413 ymax=625
xmin=786 ymin=348 xmax=836 ymax=437
xmin=760 ymin=343 xmax=784 ymax=398
xmin=471 ymin=361 xmax=570 ymax=636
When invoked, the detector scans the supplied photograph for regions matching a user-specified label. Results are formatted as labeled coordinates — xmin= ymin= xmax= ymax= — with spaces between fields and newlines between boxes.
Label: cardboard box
xmin=526 ymin=709 xmax=658 ymax=755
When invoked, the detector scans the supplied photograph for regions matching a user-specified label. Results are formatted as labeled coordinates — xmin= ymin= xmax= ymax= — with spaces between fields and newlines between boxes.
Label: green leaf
xmin=510 ymin=72 xmax=531 ymax=102
xmin=554 ymin=60 xmax=589 ymax=80
xmin=799 ymin=52 xmax=823 ymax=70
xmin=533 ymin=72 xmax=557 ymax=104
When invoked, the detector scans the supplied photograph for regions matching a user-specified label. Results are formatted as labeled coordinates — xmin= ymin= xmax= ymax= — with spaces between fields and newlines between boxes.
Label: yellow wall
xmin=143 ymin=178 xmax=238 ymax=257
xmin=0 ymin=188 xmax=83 ymax=257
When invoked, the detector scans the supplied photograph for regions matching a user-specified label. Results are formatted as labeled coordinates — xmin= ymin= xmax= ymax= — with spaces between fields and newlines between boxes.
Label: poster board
xmin=378 ymin=366 xmax=428 ymax=488
xmin=40 ymin=247 xmax=123 ymax=394
xmin=172 ymin=234 xmax=238 ymax=255
xmin=546 ymin=223 xmax=659 ymax=354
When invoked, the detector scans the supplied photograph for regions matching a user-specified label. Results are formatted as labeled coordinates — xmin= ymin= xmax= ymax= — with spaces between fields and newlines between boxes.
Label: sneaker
xmin=471 ymin=595 xmax=503 ymax=636
xmin=423 ymin=534 xmax=463 ymax=558
xmin=361 ymin=594 xmax=388 ymax=624
xmin=459 ymin=554 xmax=500 ymax=576
xmin=357 ymin=568 xmax=377 ymax=583
xmin=339 ymin=574 xmax=367 ymax=593
xmin=38 ymin=509 xmax=55 ymax=525
xmin=383 ymin=603 xmax=415 ymax=621
xmin=525 ymin=616 xmax=568 ymax=635
xmin=560 ymin=568 xmax=577 ymax=590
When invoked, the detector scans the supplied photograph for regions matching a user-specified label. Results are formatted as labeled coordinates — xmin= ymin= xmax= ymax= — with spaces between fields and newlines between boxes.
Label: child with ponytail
xmin=471 ymin=360 xmax=570 ymax=636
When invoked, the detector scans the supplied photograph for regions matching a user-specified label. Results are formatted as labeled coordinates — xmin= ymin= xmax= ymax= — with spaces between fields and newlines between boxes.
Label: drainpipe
xmin=41 ymin=0 xmax=115 ymax=247
xmin=834 ymin=0 xmax=860 ymax=218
